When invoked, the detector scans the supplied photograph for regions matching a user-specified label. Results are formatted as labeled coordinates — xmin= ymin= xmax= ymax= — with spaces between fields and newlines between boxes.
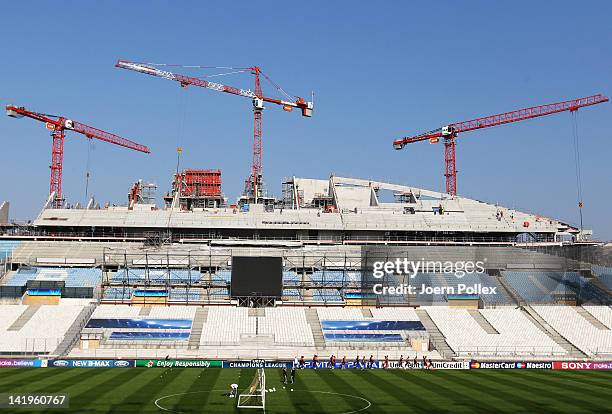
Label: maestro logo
xmin=516 ymin=362 xmax=526 ymax=369
xmin=114 ymin=361 xmax=130 ymax=367
xmin=53 ymin=360 xmax=69 ymax=367
xmin=470 ymin=361 xmax=481 ymax=369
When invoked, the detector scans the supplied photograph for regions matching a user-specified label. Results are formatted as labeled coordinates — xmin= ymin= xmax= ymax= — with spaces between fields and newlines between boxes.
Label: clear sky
xmin=1 ymin=1 xmax=610 ymax=239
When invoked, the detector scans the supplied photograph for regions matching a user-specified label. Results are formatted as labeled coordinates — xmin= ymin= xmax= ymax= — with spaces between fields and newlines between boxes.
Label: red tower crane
xmin=115 ymin=60 xmax=313 ymax=204
xmin=6 ymin=105 xmax=151 ymax=208
xmin=393 ymin=94 xmax=609 ymax=196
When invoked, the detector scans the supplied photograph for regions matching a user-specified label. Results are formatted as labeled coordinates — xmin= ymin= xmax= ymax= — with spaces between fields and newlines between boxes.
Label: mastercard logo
xmin=470 ymin=361 xmax=480 ymax=369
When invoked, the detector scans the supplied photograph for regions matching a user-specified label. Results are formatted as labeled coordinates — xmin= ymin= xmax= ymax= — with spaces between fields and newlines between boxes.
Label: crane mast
xmin=393 ymin=94 xmax=609 ymax=195
xmin=250 ymin=67 xmax=264 ymax=203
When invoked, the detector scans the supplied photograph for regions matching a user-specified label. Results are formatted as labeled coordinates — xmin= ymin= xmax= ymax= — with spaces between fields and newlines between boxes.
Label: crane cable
xmin=570 ymin=111 xmax=584 ymax=231
xmin=84 ymin=138 xmax=93 ymax=202
xmin=176 ymin=87 xmax=190 ymax=188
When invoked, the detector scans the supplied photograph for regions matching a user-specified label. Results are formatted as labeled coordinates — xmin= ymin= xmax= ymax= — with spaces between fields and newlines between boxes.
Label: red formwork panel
xmin=177 ymin=169 xmax=222 ymax=197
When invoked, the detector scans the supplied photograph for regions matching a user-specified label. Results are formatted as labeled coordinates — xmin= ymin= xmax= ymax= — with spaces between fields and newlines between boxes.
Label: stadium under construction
xmin=0 ymin=64 xmax=610 ymax=365
xmin=0 ymin=166 xmax=611 ymax=362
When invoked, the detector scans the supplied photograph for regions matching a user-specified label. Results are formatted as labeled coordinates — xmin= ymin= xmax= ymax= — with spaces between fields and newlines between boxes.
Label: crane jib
xmin=117 ymin=61 xmax=257 ymax=99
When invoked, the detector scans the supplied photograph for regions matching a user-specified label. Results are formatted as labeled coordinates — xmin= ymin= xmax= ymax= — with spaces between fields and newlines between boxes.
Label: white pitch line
xmin=154 ymin=389 xmax=372 ymax=413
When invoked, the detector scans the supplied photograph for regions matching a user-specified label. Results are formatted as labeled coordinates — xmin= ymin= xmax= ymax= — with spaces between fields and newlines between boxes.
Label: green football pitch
xmin=0 ymin=368 xmax=610 ymax=413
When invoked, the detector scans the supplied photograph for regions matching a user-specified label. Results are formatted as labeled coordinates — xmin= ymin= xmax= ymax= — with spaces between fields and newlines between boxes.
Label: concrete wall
xmin=0 ymin=202 xmax=8 ymax=225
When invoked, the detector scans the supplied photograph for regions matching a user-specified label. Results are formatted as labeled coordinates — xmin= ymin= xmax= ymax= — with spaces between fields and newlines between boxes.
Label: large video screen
xmin=230 ymin=256 xmax=283 ymax=298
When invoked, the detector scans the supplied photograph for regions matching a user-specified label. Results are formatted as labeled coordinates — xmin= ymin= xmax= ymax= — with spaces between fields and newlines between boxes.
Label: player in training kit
xmin=229 ymin=383 xmax=238 ymax=398
xmin=282 ymin=367 xmax=288 ymax=384
xmin=291 ymin=368 xmax=296 ymax=384
xmin=341 ymin=356 xmax=346 ymax=369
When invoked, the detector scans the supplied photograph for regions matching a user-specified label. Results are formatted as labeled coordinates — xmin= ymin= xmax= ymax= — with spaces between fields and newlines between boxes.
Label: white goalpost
xmin=237 ymin=368 xmax=266 ymax=410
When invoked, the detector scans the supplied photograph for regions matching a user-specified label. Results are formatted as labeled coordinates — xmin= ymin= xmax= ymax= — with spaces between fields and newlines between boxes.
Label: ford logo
xmin=53 ymin=360 xmax=69 ymax=367
xmin=114 ymin=361 xmax=130 ymax=367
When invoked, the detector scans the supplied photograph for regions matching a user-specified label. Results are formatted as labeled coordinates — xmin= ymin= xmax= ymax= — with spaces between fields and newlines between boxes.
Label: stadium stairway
xmin=575 ymin=307 xmax=610 ymax=330
xmin=467 ymin=310 xmax=499 ymax=334
xmin=496 ymin=276 xmax=525 ymax=306
xmin=7 ymin=305 xmax=40 ymax=331
xmin=361 ymin=308 xmax=373 ymax=318
xmin=590 ymin=277 xmax=612 ymax=298
xmin=415 ymin=308 xmax=455 ymax=359
xmin=305 ymin=308 xmax=326 ymax=349
xmin=248 ymin=308 xmax=266 ymax=317
xmin=138 ymin=306 xmax=152 ymax=316
xmin=53 ymin=304 xmax=97 ymax=357
xmin=188 ymin=307 xmax=208 ymax=349
xmin=522 ymin=306 xmax=586 ymax=358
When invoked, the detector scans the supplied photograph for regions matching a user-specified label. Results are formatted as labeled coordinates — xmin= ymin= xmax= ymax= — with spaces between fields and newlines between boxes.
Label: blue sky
xmin=1 ymin=1 xmax=610 ymax=239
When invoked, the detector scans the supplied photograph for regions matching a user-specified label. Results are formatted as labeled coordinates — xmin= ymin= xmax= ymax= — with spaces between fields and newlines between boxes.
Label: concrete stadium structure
xmin=0 ymin=176 xmax=610 ymax=363
xmin=26 ymin=176 xmax=585 ymax=243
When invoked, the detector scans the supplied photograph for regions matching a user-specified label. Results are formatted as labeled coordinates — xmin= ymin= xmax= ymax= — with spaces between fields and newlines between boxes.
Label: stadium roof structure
xmin=32 ymin=176 xmax=583 ymax=244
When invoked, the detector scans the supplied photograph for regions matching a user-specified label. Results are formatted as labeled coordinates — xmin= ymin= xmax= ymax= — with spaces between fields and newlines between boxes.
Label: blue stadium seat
xmin=0 ymin=240 xmax=20 ymax=259
xmin=5 ymin=267 xmax=101 ymax=288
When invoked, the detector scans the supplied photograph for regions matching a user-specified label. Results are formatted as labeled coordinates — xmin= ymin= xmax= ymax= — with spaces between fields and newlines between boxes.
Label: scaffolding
xmin=127 ymin=180 xmax=157 ymax=207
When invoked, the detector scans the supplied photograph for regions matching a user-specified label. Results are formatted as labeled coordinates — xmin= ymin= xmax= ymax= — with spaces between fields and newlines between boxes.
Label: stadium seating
xmin=283 ymin=271 xmax=300 ymax=283
xmin=503 ymin=271 xmax=609 ymax=304
xmin=311 ymin=271 xmax=361 ymax=285
xmin=102 ymin=287 xmax=134 ymax=300
xmin=109 ymin=332 xmax=190 ymax=340
xmin=0 ymin=240 xmax=20 ymax=259
xmin=407 ymin=272 xmax=512 ymax=305
xmin=316 ymin=307 xmax=425 ymax=346
xmin=112 ymin=269 xmax=199 ymax=284
xmin=592 ymin=265 xmax=612 ymax=290
xmin=200 ymin=307 xmax=255 ymax=344
xmin=212 ymin=270 xmax=231 ymax=283
xmin=83 ymin=305 xmax=196 ymax=345
xmin=324 ymin=333 xmax=404 ymax=342
xmin=169 ymin=288 xmax=200 ymax=301
xmin=583 ymin=305 xmax=612 ymax=329
xmin=90 ymin=305 xmax=196 ymax=320
xmin=0 ymin=304 xmax=85 ymax=353
xmin=4 ymin=267 xmax=102 ymax=287
xmin=425 ymin=307 xmax=566 ymax=357
xmin=313 ymin=289 xmax=343 ymax=302
xmin=316 ymin=308 xmax=364 ymax=320
xmin=258 ymin=307 xmax=314 ymax=345
xmin=532 ymin=306 xmax=612 ymax=357
xmin=282 ymin=289 xmax=301 ymax=300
